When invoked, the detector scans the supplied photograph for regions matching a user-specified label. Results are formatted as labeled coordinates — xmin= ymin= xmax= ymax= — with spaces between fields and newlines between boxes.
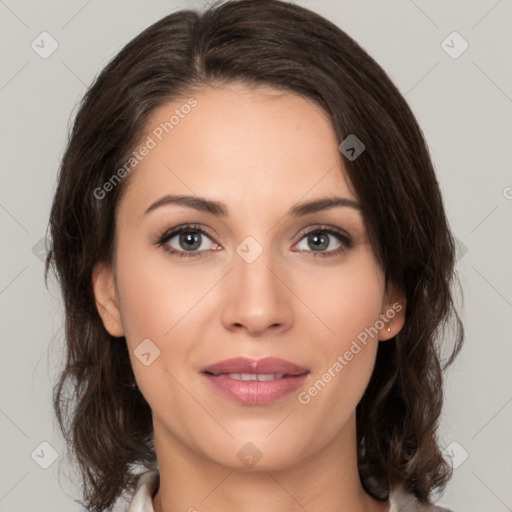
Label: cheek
xmin=296 ymin=255 xmax=384 ymax=412
xmin=114 ymin=247 xmax=202 ymax=407
xmin=113 ymin=241 xmax=225 ymax=399
xmin=115 ymin=241 xmax=209 ymax=342
xmin=305 ymin=254 xmax=384 ymax=352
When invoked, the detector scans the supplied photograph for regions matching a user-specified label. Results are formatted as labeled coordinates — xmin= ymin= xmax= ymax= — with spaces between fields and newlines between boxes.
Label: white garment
xmin=125 ymin=470 xmax=453 ymax=512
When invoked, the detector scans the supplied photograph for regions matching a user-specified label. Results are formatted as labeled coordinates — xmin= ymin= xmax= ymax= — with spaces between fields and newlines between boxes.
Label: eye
xmin=156 ymin=224 xmax=220 ymax=258
xmin=293 ymin=226 xmax=352 ymax=257
xmin=156 ymin=224 xmax=352 ymax=259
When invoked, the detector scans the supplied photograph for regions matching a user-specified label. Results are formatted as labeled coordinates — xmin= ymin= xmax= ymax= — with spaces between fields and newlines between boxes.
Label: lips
xmin=202 ymin=357 xmax=308 ymax=376
xmin=201 ymin=357 xmax=309 ymax=405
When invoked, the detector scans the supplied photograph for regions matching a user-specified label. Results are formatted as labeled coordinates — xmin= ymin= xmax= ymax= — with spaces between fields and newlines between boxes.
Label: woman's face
xmin=93 ymin=82 xmax=404 ymax=471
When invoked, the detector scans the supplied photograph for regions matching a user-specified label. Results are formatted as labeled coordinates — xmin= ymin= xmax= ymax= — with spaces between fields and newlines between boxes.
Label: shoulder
xmin=125 ymin=470 xmax=159 ymax=512
xmin=389 ymin=483 xmax=454 ymax=512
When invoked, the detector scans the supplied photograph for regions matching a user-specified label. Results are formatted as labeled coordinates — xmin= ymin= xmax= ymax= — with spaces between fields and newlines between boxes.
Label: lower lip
xmin=203 ymin=373 xmax=309 ymax=405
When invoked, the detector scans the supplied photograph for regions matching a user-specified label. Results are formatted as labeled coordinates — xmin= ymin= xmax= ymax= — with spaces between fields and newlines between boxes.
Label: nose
xmin=220 ymin=245 xmax=293 ymax=337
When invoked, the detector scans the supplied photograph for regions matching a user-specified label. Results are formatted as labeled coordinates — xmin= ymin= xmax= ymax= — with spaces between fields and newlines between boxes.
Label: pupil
xmin=309 ymin=232 xmax=328 ymax=251
xmin=180 ymin=231 xmax=201 ymax=251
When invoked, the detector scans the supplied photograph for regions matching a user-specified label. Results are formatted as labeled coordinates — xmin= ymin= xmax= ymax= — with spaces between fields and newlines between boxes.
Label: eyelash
xmin=155 ymin=223 xmax=353 ymax=259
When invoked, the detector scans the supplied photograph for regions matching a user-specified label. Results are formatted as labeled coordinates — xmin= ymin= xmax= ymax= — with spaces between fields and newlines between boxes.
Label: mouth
xmin=201 ymin=357 xmax=310 ymax=405
xmin=209 ymin=372 xmax=288 ymax=381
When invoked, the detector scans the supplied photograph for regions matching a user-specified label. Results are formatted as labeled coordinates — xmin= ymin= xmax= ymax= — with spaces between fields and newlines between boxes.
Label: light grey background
xmin=1 ymin=0 xmax=511 ymax=511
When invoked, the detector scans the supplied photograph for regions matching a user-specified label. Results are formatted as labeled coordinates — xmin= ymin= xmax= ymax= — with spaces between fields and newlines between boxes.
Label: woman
xmin=46 ymin=1 xmax=463 ymax=510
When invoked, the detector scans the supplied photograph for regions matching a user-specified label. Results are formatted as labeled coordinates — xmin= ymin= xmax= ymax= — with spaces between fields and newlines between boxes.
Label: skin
xmin=93 ymin=82 xmax=406 ymax=512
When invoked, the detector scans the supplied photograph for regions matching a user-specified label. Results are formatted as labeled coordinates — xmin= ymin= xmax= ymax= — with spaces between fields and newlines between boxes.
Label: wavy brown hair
xmin=45 ymin=0 xmax=464 ymax=510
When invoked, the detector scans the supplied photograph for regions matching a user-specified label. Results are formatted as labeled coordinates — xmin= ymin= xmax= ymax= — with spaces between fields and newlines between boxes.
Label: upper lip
xmin=201 ymin=357 xmax=309 ymax=376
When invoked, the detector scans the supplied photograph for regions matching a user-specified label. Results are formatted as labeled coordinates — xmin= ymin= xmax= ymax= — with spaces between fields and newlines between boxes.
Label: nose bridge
xmin=221 ymin=235 xmax=292 ymax=334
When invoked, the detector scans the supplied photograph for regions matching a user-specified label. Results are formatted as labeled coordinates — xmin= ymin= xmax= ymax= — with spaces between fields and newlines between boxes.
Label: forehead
xmin=118 ymin=82 xmax=356 ymax=221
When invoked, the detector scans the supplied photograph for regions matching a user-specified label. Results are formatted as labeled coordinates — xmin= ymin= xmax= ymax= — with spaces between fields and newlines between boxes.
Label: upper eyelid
xmin=295 ymin=224 xmax=350 ymax=240
xmin=159 ymin=224 xmax=216 ymax=242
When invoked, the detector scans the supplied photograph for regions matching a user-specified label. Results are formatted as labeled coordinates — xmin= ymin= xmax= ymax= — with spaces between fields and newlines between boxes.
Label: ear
xmin=378 ymin=283 xmax=406 ymax=341
xmin=91 ymin=262 xmax=125 ymax=337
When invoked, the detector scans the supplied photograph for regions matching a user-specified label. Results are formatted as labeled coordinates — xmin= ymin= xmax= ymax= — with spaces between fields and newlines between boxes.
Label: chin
xmin=199 ymin=434 xmax=311 ymax=473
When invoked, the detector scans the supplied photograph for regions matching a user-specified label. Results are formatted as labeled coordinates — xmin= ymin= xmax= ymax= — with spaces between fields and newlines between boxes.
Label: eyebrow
xmin=142 ymin=194 xmax=361 ymax=218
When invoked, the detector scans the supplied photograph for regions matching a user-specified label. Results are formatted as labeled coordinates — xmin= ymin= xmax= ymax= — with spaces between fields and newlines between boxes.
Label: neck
xmin=151 ymin=413 xmax=389 ymax=512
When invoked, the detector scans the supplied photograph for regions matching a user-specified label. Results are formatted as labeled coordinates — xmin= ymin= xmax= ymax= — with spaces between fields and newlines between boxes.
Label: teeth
xmin=225 ymin=373 xmax=285 ymax=381
xmin=256 ymin=373 xmax=280 ymax=381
